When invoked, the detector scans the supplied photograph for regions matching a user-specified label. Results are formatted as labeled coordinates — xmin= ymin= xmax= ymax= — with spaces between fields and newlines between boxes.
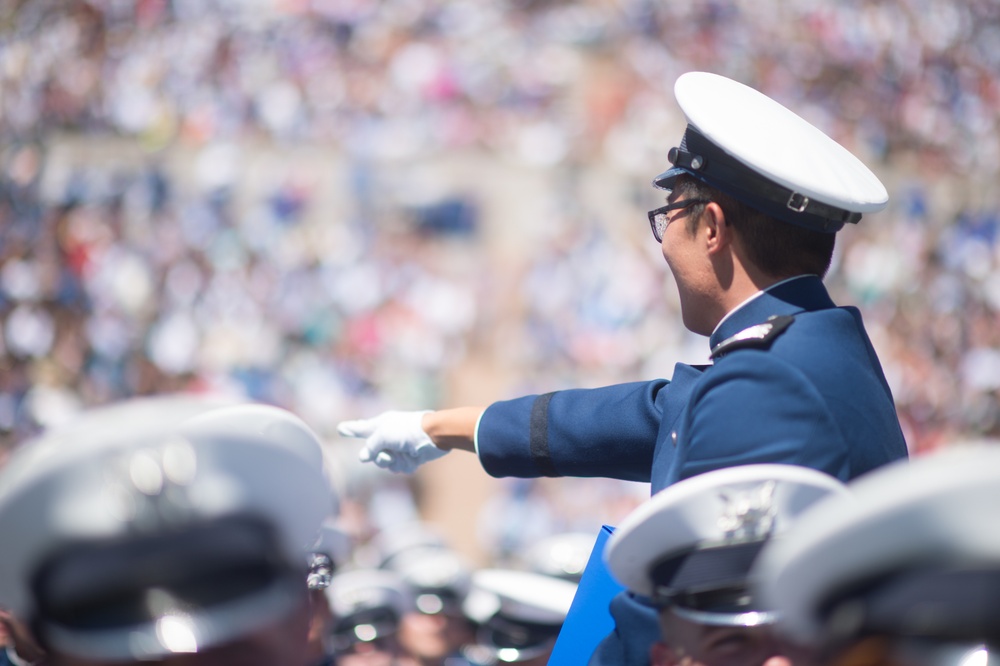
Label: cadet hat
xmin=753 ymin=447 xmax=1000 ymax=650
xmin=0 ymin=395 xmax=334 ymax=662
xmin=387 ymin=547 xmax=472 ymax=615
xmin=520 ymin=532 xmax=596 ymax=582
xmin=654 ymin=71 xmax=888 ymax=232
xmin=373 ymin=520 xmax=449 ymax=569
xmin=463 ymin=569 xmax=577 ymax=663
xmin=606 ymin=464 xmax=848 ymax=627
xmin=325 ymin=569 xmax=413 ymax=652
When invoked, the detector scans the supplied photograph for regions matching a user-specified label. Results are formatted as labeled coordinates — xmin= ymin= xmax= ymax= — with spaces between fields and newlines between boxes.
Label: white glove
xmin=337 ymin=410 xmax=448 ymax=474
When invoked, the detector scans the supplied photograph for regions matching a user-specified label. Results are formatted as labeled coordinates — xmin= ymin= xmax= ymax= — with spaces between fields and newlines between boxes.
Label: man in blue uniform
xmin=338 ymin=72 xmax=909 ymax=664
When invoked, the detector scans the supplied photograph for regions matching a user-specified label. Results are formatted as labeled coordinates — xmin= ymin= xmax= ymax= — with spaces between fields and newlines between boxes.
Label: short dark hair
xmin=673 ymin=177 xmax=836 ymax=279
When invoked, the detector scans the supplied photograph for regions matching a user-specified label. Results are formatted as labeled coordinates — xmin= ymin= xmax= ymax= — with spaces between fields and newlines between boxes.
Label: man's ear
xmin=650 ymin=641 xmax=680 ymax=666
xmin=702 ymin=202 xmax=731 ymax=254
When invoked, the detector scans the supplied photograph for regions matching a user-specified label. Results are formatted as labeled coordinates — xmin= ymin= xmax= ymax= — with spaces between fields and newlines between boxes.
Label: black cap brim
xmin=652 ymin=166 xmax=689 ymax=191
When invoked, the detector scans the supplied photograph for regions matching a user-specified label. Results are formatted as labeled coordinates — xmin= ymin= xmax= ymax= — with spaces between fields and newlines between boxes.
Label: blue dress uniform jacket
xmin=477 ymin=275 xmax=907 ymax=492
xmin=476 ymin=275 xmax=908 ymax=666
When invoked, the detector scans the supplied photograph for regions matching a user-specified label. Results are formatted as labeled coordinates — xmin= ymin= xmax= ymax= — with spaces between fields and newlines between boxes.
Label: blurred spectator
xmin=384 ymin=547 xmax=481 ymax=666
xmin=324 ymin=569 xmax=415 ymax=666
xmin=462 ymin=569 xmax=577 ymax=666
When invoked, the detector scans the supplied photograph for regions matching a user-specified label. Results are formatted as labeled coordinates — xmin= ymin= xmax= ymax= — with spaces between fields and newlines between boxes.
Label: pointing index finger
xmin=337 ymin=419 xmax=372 ymax=438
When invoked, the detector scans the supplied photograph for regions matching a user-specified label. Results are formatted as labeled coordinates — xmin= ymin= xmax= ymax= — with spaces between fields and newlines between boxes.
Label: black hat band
xmin=657 ymin=126 xmax=863 ymax=233
xmin=650 ymin=540 xmax=766 ymax=613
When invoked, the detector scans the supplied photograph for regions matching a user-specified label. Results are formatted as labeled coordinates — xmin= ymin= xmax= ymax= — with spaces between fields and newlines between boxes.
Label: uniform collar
xmin=708 ymin=275 xmax=835 ymax=351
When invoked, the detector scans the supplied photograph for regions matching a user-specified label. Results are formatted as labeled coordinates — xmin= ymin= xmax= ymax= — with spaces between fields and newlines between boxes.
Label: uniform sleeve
xmin=675 ymin=352 xmax=851 ymax=483
xmin=476 ymin=380 xmax=670 ymax=483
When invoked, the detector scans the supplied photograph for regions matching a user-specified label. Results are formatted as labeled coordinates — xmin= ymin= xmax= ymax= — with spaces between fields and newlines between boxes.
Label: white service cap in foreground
xmin=752 ymin=447 xmax=1000 ymax=648
xmin=606 ymin=464 xmax=848 ymax=626
xmin=0 ymin=395 xmax=334 ymax=661
xmin=653 ymin=71 xmax=888 ymax=233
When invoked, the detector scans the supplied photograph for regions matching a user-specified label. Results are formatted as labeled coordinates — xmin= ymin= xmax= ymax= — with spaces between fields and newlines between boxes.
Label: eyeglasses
xmin=647 ymin=198 xmax=710 ymax=243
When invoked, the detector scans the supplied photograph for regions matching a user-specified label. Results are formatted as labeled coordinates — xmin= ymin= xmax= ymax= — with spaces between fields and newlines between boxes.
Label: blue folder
xmin=548 ymin=525 xmax=623 ymax=664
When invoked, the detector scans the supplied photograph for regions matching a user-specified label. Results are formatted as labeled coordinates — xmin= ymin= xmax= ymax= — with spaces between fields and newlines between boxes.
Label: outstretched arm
xmin=340 ymin=375 xmax=688 ymax=481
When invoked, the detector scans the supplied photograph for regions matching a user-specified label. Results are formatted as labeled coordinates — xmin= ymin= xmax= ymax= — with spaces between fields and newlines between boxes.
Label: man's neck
xmin=711 ymin=275 xmax=816 ymax=337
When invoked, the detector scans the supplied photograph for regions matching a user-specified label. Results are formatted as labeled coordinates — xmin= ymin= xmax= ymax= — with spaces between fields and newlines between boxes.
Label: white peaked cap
xmin=464 ymin=569 xmax=578 ymax=626
xmin=753 ymin=447 xmax=1000 ymax=647
xmin=655 ymin=72 xmax=888 ymax=232
xmin=0 ymin=395 xmax=334 ymax=661
xmin=606 ymin=464 xmax=848 ymax=626
xmin=326 ymin=569 xmax=414 ymax=621
xmin=521 ymin=532 xmax=596 ymax=581
xmin=463 ymin=569 xmax=578 ymax=663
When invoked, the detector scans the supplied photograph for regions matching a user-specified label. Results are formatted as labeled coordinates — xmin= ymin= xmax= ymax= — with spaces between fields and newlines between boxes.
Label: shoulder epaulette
xmin=710 ymin=315 xmax=795 ymax=360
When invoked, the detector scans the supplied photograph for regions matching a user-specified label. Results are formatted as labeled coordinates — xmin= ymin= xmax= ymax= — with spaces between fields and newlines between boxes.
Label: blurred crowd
xmin=3 ymin=0 xmax=999 ymax=168
xmin=299 ymin=520 xmax=587 ymax=666
xmin=2 ymin=0 xmax=1000 ymax=558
